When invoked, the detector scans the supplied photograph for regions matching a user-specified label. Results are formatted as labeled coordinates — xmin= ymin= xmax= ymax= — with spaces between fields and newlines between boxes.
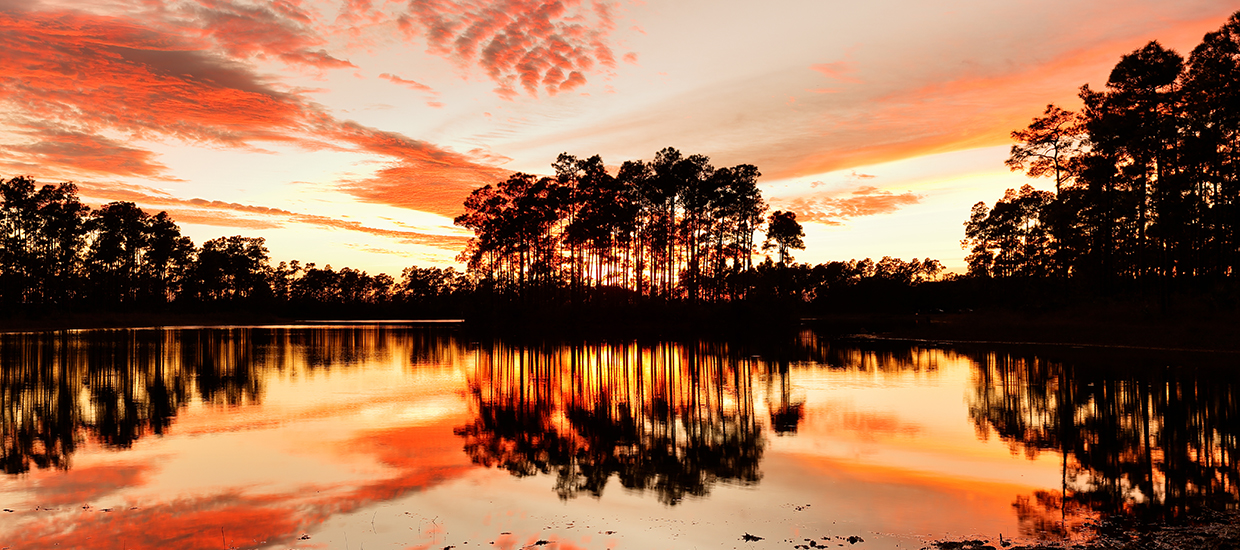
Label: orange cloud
xmin=325 ymin=424 xmax=475 ymax=512
xmin=329 ymin=122 xmax=511 ymax=217
xmin=6 ymin=423 xmax=478 ymax=550
xmin=780 ymin=184 xmax=922 ymax=226
xmin=3 ymin=123 xmax=168 ymax=178
xmin=776 ymin=452 xmax=1042 ymax=536
xmin=160 ymin=209 xmax=287 ymax=231
xmin=0 ymin=6 xmax=514 ymax=233
xmin=399 ymin=0 xmax=622 ymax=97
xmin=0 ymin=8 xmax=318 ymax=160
xmin=380 ymin=73 xmax=437 ymax=93
xmin=186 ymin=0 xmax=356 ymax=69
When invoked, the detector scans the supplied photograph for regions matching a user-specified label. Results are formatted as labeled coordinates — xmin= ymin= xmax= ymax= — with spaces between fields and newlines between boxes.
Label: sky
xmin=0 ymin=0 xmax=1235 ymax=276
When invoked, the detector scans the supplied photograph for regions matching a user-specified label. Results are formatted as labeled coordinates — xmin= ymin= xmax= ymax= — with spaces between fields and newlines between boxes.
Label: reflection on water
xmin=457 ymin=341 xmax=762 ymax=504
xmin=968 ymin=350 xmax=1240 ymax=531
xmin=0 ymin=327 xmax=459 ymax=475
xmin=0 ymin=326 xmax=1238 ymax=548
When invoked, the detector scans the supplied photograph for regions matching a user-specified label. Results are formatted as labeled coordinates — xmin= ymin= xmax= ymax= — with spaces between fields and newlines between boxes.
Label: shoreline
xmin=3 ymin=307 xmax=1239 ymax=353
xmin=929 ymin=509 xmax=1240 ymax=550
xmin=808 ymin=308 xmax=1240 ymax=353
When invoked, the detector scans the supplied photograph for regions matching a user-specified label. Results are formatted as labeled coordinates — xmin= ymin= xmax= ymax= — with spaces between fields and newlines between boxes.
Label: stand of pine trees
xmin=963 ymin=12 xmax=1240 ymax=309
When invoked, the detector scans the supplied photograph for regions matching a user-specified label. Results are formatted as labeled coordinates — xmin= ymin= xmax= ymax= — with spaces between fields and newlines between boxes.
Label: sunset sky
xmin=1 ymin=0 xmax=1233 ymax=275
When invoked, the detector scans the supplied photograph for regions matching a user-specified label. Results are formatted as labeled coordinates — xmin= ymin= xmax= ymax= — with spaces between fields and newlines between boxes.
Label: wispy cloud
xmin=379 ymin=72 xmax=436 ymax=93
xmin=810 ymin=60 xmax=862 ymax=84
xmin=74 ymin=180 xmax=471 ymax=250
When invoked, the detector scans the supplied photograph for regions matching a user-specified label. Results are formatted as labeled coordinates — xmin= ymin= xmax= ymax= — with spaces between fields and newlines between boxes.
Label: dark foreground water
xmin=0 ymin=325 xmax=1237 ymax=550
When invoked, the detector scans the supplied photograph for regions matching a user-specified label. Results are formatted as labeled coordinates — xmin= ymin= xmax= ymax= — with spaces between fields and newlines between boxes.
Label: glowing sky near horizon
xmin=0 ymin=0 xmax=1233 ymax=275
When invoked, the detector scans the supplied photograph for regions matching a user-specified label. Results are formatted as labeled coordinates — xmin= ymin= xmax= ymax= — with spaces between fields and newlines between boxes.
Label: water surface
xmin=0 ymin=326 xmax=1236 ymax=549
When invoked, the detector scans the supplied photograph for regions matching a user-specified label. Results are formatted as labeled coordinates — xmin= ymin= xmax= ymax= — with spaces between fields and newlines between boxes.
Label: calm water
xmin=0 ymin=325 xmax=1237 ymax=550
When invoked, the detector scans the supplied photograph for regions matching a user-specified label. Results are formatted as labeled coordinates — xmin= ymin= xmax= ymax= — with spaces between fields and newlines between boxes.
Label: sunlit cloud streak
xmin=810 ymin=60 xmax=862 ymax=84
xmin=331 ymin=122 xmax=512 ymax=217
xmin=380 ymin=72 xmax=437 ymax=93
xmin=3 ymin=123 xmax=169 ymax=178
xmin=74 ymin=181 xmax=470 ymax=250
xmin=780 ymin=184 xmax=922 ymax=226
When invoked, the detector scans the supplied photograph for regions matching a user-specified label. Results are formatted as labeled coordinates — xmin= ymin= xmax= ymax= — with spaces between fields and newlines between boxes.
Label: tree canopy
xmin=964 ymin=11 xmax=1240 ymax=298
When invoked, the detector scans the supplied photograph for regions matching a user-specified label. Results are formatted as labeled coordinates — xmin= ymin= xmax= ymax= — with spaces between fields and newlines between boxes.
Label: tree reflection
xmin=0 ymin=326 xmax=444 ymax=474
xmin=455 ymin=340 xmax=764 ymax=505
xmin=969 ymin=350 xmax=1240 ymax=532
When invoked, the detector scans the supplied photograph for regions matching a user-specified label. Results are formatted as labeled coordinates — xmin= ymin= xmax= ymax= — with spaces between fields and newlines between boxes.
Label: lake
xmin=0 ymin=324 xmax=1236 ymax=549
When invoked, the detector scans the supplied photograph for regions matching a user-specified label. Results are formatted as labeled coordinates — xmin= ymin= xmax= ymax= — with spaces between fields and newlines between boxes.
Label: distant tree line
xmin=964 ymin=12 xmax=1240 ymax=299
xmin=0 ymin=175 xmax=474 ymax=313
xmin=2 ymin=150 xmax=951 ymax=320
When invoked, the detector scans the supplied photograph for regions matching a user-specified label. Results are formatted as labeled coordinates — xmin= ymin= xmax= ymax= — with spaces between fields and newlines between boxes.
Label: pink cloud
xmin=379 ymin=72 xmax=437 ymax=93
xmin=810 ymin=61 xmax=862 ymax=84
xmin=399 ymin=0 xmax=625 ymax=97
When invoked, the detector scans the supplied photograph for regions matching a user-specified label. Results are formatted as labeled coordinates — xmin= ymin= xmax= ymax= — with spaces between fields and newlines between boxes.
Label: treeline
xmin=453 ymin=147 xmax=952 ymax=315
xmin=0 ymin=176 xmax=471 ymax=313
xmin=3 ymin=148 xmax=956 ymax=323
xmin=456 ymin=148 xmax=787 ymax=302
xmin=964 ymin=12 xmax=1240 ymax=300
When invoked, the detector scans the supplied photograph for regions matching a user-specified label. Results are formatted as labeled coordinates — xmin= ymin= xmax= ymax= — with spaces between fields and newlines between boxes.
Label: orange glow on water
xmin=1 ymin=326 xmax=1233 ymax=548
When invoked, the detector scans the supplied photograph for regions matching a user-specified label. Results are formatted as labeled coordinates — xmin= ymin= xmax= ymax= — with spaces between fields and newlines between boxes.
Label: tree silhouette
xmin=965 ymin=11 xmax=1240 ymax=295
xmin=185 ymin=236 xmax=272 ymax=302
xmin=455 ymin=148 xmax=774 ymax=304
xmin=1007 ymin=104 xmax=1085 ymax=196
xmin=763 ymin=210 xmax=804 ymax=265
